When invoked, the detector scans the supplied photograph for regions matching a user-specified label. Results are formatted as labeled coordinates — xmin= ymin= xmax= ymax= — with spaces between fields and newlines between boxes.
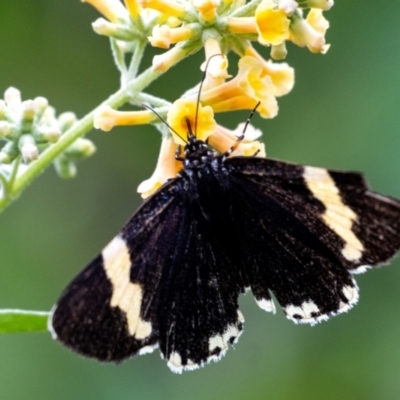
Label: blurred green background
xmin=1 ymin=2 xmax=400 ymax=399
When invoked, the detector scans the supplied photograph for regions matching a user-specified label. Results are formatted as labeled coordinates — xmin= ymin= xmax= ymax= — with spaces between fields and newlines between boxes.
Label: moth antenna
xmin=142 ymin=103 xmax=187 ymax=144
xmin=222 ymin=101 xmax=261 ymax=157
xmin=195 ymin=53 xmax=224 ymax=138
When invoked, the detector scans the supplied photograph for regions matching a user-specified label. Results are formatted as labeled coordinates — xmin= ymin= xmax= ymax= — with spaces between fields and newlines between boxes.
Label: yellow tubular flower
xmin=244 ymin=46 xmax=294 ymax=96
xmin=289 ymin=12 xmax=328 ymax=53
xmin=93 ymin=105 xmax=157 ymax=131
xmin=140 ymin=0 xmax=186 ymax=18
xmin=152 ymin=46 xmax=187 ymax=72
xmin=167 ymin=99 xmax=217 ymax=145
xmin=202 ymin=38 xmax=230 ymax=87
xmin=232 ymin=140 xmax=266 ymax=157
xmin=220 ymin=0 xmax=235 ymax=8
xmin=226 ymin=17 xmax=258 ymax=35
xmin=149 ymin=25 xmax=172 ymax=48
xmin=307 ymin=8 xmax=329 ymax=35
xmin=137 ymin=136 xmax=181 ymax=199
xmin=200 ymin=56 xmax=278 ymax=119
xmin=81 ymin=0 xmax=129 ymax=22
xmin=208 ymin=124 xmax=265 ymax=157
xmin=271 ymin=41 xmax=288 ymax=60
xmin=255 ymin=0 xmax=290 ymax=46
xmin=193 ymin=0 xmax=220 ymax=23
xmin=123 ymin=0 xmax=141 ymax=19
xmin=165 ymin=17 xmax=182 ymax=28
xmin=149 ymin=25 xmax=194 ymax=49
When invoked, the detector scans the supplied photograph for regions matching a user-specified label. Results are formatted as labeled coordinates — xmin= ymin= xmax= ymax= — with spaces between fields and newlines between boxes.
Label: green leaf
xmin=0 ymin=309 xmax=50 ymax=333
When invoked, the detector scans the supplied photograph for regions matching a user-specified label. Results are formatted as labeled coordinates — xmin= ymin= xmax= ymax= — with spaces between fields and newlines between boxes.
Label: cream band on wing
xmin=102 ymin=235 xmax=152 ymax=339
xmin=303 ymin=166 xmax=364 ymax=261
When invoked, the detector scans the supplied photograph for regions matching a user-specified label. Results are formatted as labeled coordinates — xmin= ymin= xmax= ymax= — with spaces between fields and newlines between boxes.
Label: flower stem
xmin=127 ymin=39 xmax=147 ymax=80
xmin=8 ymin=155 xmax=21 ymax=191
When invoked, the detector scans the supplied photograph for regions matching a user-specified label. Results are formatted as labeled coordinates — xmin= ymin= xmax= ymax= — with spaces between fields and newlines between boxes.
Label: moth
xmin=49 ymin=132 xmax=400 ymax=373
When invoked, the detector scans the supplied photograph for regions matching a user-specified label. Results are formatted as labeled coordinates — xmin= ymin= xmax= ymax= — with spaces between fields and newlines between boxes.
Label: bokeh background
xmin=1 ymin=2 xmax=400 ymax=399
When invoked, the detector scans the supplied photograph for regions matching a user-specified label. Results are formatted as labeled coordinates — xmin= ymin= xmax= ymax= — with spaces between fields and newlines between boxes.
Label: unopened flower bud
xmin=54 ymin=159 xmax=77 ymax=179
xmin=65 ymin=138 xmax=96 ymax=159
xmin=0 ymin=141 xmax=19 ymax=164
xmin=19 ymin=135 xmax=39 ymax=163
xmin=21 ymin=100 xmax=37 ymax=121
xmin=35 ymin=126 xmax=62 ymax=143
xmin=33 ymin=97 xmax=49 ymax=119
xmin=4 ymin=87 xmax=21 ymax=110
xmin=58 ymin=112 xmax=77 ymax=132
xmin=92 ymin=18 xmax=136 ymax=40
xmin=0 ymin=121 xmax=12 ymax=138
xmin=42 ymin=106 xmax=56 ymax=123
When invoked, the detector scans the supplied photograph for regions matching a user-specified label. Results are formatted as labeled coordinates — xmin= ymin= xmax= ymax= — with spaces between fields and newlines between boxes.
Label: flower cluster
xmin=83 ymin=0 xmax=332 ymax=64
xmin=0 ymin=88 xmax=61 ymax=164
xmin=0 ymin=87 xmax=95 ymax=179
xmin=83 ymin=0 xmax=333 ymax=197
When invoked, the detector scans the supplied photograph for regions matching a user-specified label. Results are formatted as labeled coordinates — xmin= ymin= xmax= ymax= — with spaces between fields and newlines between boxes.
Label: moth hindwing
xmin=50 ymin=136 xmax=400 ymax=373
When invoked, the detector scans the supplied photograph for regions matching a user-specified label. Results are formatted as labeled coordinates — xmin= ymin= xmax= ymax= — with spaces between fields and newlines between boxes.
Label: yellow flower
xmin=271 ymin=41 xmax=288 ymax=60
xmin=307 ymin=8 xmax=329 ymax=35
xmin=94 ymin=105 xmax=157 ymax=131
xmin=244 ymin=46 xmax=294 ymax=96
xmin=208 ymin=124 xmax=266 ymax=157
xmin=201 ymin=38 xmax=230 ymax=87
xmin=137 ymin=136 xmax=181 ymax=198
xmin=289 ymin=11 xmax=329 ymax=53
xmin=81 ymin=0 xmax=129 ymax=22
xmin=193 ymin=0 xmax=220 ymax=23
xmin=123 ymin=0 xmax=141 ymax=19
xmin=167 ymin=99 xmax=217 ymax=145
xmin=139 ymin=0 xmax=186 ymax=18
xmin=152 ymin=46 xmax=188 ymax=72
xmin=149 ymin=24 xmax=196 ymax=49
xmin=255 ymin=0 xmax=290 ymax=46
xmin=200 ymin=56 xmax=278 ymax=118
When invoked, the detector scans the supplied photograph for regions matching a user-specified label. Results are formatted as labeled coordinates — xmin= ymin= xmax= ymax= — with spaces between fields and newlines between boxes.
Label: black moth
xmin=50 ymin=132 xmax=400 ymax=373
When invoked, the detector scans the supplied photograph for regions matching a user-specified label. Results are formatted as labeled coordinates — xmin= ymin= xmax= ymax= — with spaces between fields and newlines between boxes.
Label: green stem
xmin=7 ymin=155 xmax=21 ymax=191
xmin=134 ymin=92 xmax=171 ymax=107
xmin=0 ymin=309 xmax=50 ymax=333
xmin=127 ymin=39 xmax=147 ymax=80
xmin=0 ymin=170 xmax=9 ymax=195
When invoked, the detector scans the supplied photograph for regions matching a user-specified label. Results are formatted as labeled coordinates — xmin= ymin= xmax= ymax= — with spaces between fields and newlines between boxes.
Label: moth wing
xmin=49 ymin=180 xmax=181 ymax=362
xmin=50 ymin=179 xmax=245 ymax=372
xmin=228 ymin=157 xmax=400 ymax=272
xmin=155 ymin=198 xmax=246 ymax=373
xmin=226 ymin=157 xmax=400 ymax=324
